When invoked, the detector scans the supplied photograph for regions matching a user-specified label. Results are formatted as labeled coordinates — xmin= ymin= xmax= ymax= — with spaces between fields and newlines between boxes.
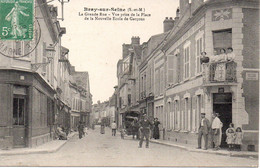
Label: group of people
xmin=78 ymin=121 xmax=88 ymax=139
xmin=200 ymin=47 xmax=235 ymax=81
xmin=126 ymin=115 xmax=161 ymax=148
xmin=198 ymin=112 xmax=243 ymax=151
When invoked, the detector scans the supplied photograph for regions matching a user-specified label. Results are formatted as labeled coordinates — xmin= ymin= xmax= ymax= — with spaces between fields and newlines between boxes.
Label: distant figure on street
xmin=211 ymin=113 xmax=223 ymax=150
xmin=83 ymin=123 xmax=88 ymax=136
xmin=153 ymin=118 xmax=160 ymax=139
xmin=56 ymin=125 xmax=67 ymax=140
xmin=78 ymin=121 xmax=84 ymax=139
xmin=111 ymin=121 xmax=117 ymax=136
xmin=197 ymin=113 xmax=210 ymax=150
xmin=138 ymin=115 xmax=152 ymax=148
xmin=100 ymin=122 xmax=105 ymax=134
xmin=131 ymin=118 xmax=139 ymax=139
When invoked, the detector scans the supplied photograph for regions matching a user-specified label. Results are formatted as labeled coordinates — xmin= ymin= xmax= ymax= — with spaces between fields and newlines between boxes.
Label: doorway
xmin=13 ymin=95 xmax=28 ymax=147
xmin=213 ymin=93 xmax=232 ymax=148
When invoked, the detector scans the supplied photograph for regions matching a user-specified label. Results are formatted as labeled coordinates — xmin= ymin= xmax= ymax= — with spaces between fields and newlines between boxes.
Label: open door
xmin=13 ymin=87 xmax=28 ymax=148
xmin=213 ymin=93 xmax=232 ymax=148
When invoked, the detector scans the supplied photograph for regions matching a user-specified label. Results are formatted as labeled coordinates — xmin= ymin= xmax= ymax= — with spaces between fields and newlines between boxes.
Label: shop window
xmin=13 ymin=97 xmax=25 ymax=125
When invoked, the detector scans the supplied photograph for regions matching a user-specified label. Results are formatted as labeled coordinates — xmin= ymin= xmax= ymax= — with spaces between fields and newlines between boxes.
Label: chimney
xmin=191 ymin=0 xmax=204 ymax=14
xmin=163 ymin=17 xmax=175 ymax=33
xmin=131 ymin=36 xmax=140 ymax=45
xmin=179 ymin=0 xmax=190 ymax=17
xmin=122 ymin=44 xmax=131 ymax=58
xmin=174 ymin=8 xmax=180 ymax=23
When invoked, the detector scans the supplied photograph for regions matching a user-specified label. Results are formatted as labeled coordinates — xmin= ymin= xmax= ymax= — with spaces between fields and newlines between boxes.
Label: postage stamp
xmin=0 ymin=0 xmax=34 ymax=40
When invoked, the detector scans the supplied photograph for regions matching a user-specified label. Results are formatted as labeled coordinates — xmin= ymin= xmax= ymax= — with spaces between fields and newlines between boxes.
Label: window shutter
xmin=42 ymin=42 xmax=47 ymax=72
xmin=168 ymin=56 xmax=174 ymax=84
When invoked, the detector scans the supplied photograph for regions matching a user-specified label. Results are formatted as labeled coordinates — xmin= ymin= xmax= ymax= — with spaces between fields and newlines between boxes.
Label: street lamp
xmin=58 ymin=0 xmax=70 ymax=21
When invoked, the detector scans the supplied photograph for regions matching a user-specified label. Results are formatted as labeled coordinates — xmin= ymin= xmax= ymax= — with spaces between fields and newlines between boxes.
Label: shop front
xmin=0 ymin=70 xmax=55 ymax=149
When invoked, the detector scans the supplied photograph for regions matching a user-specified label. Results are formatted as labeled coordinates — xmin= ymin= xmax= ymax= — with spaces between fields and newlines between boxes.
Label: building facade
xmin=0 ymin=0 xmax=64 ymax=148
xmin=114 ymin=0 xmax=259 ymax=151
xmin=162 ymin=0 xmax=259 ymax=151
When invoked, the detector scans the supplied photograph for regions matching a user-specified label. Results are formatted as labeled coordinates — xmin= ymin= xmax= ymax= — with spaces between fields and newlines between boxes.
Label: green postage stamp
xmin=0 ymin=0 xmax=34 ymax=40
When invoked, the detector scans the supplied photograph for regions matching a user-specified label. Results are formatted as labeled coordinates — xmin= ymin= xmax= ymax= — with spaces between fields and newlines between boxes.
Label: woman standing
xmin=100 ymin=121 xmax=105 ymax=134
xmin=153 ymin=118 xmax=160 ymax=139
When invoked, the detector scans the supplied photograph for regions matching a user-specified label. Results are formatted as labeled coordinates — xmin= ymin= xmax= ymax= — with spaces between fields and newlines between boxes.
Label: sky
xmin=51 ymin=0 xmax=179 ymax=104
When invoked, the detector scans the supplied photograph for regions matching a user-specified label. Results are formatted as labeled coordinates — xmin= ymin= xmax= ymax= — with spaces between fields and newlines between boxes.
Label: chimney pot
xmin=163 ymin=17 xmax=175 ymax=33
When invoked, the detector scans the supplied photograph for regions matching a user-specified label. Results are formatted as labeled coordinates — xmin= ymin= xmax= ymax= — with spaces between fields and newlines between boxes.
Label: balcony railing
xmin=203 ymin=61 xmax=237 ymax=84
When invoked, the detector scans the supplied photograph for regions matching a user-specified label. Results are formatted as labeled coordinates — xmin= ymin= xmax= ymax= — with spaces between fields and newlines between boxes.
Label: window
xmin=160 ymin=67 xmax=164 ymax=94
xmin=196 ymin=32 xmax=204 ymax=74
xmin=155 ymin=69 xmax=159 ymax=96
xmin=196 ymin=95 xmax=202 ymax=132
xmin=184 ymin=44 xmax=190 ymax=79
xmin=213 ymin=29 xmax=232 ymax=54
xmin=13 ymin=97 xmax=25 ymax=125
xmin=42 ymin=42 xmax=47 ymax=73
xmin=168 ymin=102 xmax=174 ymax=130
xmin=184 ymin=98 xmax=189 ymax=131
xmin=174 ymin=100 xmax=180 ymax=130
xmin=167 ymin=55 xmax=174 ymax=84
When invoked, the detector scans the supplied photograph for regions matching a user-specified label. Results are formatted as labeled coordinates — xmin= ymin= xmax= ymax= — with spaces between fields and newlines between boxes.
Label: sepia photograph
xmin=0 ymin=0 xmax=259 ymax=167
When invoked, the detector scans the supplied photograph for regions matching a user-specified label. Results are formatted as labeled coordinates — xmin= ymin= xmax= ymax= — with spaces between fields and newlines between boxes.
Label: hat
xmin=201 ymin=113 xmax=206 ymax=115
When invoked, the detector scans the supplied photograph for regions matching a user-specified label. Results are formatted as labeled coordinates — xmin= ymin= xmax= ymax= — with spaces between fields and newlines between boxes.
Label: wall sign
xmin=246 ymin=72 xmax=259 ymax=80
xmin=218 ymin=87 xmax=224 ymax=93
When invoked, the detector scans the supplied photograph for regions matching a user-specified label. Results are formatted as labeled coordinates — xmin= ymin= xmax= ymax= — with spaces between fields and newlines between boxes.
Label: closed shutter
xmin=0 ymin=84 xmax=11 ymax=126
xmin=42 ymin=42 xmax=46 ymax=73
xmin=168 ymin=56 xmax=174 ymax=84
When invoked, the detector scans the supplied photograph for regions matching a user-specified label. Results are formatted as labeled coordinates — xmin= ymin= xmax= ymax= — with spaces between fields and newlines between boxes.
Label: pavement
xmin=149 ymin=138 xmax=259 ymax=159
xmin=120 ymin=130 xmax=258 ymax=159
xmin=0 ymin=131 xmax=78 ymax=156
xmin=0 ymin=127 xmax=258 ymax=167
xmin=0 ymin=127 xmax=258 ymax=160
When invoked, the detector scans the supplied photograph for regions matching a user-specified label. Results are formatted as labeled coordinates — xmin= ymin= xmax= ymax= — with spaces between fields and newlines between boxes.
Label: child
xmin=120 ymin=128 xmax=126 ymax=139
xmin=226 ymin=123 xmax=236 ymax=151
xmin=235 ymin=127 xmax=243 ymax=151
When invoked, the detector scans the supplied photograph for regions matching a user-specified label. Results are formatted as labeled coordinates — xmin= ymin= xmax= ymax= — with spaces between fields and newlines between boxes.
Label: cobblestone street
xmin=0 ymin=126 xmax=258 ymax=167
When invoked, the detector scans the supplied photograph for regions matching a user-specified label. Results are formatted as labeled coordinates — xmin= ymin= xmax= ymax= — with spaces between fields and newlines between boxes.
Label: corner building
xmin=162 ymin=0 xmax=259 ymax=151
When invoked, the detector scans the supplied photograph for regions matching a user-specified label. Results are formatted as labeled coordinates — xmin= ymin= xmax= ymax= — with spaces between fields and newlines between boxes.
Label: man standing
xmin=197 ymin=113 xmax=210 ymax=150
xmin=138 ymin=115 xmax=152 ymax=148
xmin=78 ymin=121 xmax=84 ymax=139
xmin=211 ymin=113 xmax=222 ymax=150
xmin=111 ymin=121 xmax=117 ymax=136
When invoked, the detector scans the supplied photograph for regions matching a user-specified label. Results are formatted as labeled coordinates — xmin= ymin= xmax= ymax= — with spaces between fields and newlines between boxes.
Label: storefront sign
xmin=246 ymin=72 xmax=258 ymax=80
xmin=218 ymin=87 xmax=224 ymax=93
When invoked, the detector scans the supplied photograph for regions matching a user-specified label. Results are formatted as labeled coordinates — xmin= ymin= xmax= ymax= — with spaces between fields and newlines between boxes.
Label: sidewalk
xmin=0 ymin=132 xmax=78 ymax=156
xmin=150 ymin=138 xmax=258 ymax=159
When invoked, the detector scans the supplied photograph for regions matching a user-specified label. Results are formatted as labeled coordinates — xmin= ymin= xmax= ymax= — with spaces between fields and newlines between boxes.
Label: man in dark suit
xmin=197 ymin=113 xmax=210 ymax=150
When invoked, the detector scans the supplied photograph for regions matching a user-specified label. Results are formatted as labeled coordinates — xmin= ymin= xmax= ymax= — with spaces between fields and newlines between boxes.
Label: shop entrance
xmin=13 ymin=95 xmax=28 ymax=147
xmin=213 ymin=93 xmax=232 ymax=148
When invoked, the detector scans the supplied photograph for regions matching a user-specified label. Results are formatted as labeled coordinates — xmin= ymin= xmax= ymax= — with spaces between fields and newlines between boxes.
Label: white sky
xmin=51 ymin=0 xmax=179 ymax=104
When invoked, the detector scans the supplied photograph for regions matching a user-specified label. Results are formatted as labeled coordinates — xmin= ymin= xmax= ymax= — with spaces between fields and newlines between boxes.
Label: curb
xmin=150 ymin=140 xmax=258 ymax=159
xmin=0 ymin=132 xmax=78 ymax=156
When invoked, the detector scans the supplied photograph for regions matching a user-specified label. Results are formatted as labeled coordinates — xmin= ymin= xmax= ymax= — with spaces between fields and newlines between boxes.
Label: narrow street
xmin=0 ymin=126 xmax=258 ymax=167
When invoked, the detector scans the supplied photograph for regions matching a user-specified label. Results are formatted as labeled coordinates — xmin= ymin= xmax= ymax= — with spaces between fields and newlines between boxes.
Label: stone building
xmin=0 ymin=0 xmax=65 ymax=148
xmin=162 ymin=0 xmax=259 ymax=151
xmin=114 ymin=0 xmax=259 ymax=151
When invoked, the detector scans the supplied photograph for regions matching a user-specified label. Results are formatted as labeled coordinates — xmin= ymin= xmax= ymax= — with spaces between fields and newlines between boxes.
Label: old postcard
xmin=0 ymin=0 xmax=259 ymax=167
